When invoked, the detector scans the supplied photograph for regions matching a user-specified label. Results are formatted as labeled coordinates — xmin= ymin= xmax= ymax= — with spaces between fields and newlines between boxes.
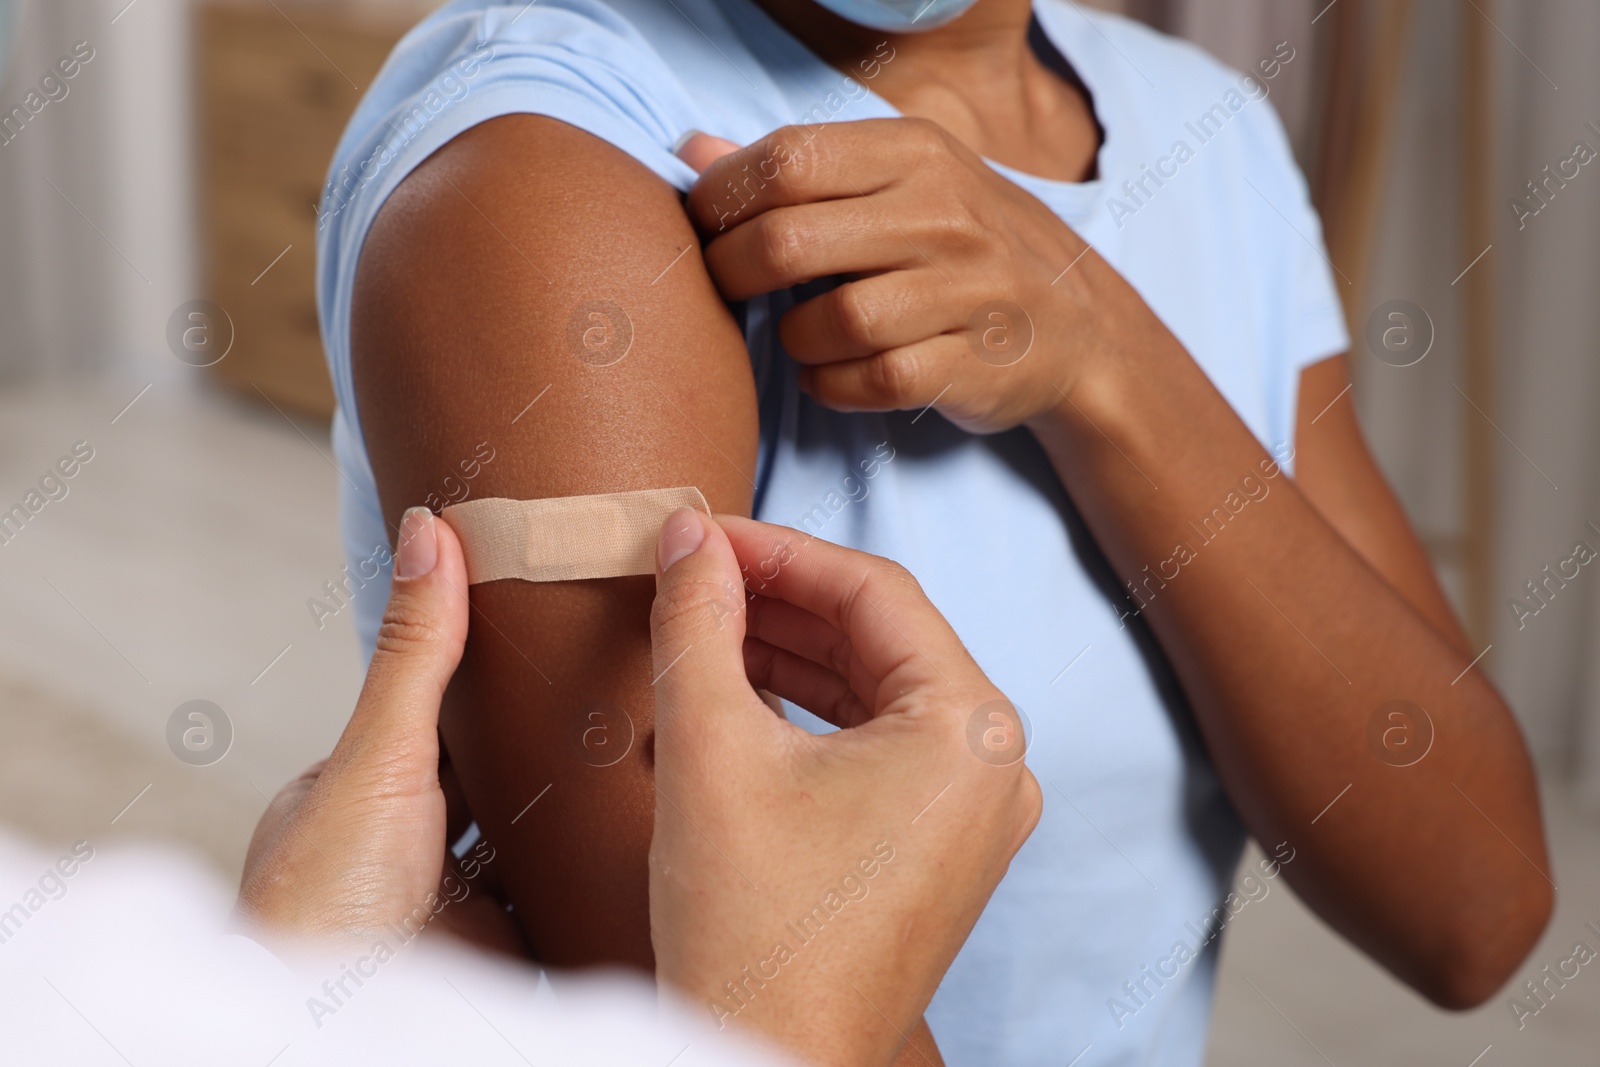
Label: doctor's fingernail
xmin=658 ymin=507 xmax=705 ymax=573
xmin=396 ymin=506 xmax=438 ymax=579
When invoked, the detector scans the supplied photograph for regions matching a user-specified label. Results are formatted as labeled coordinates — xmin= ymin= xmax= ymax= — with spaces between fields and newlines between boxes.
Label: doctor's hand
xmin=649 ymin=510 xmax=1042 ymax=1067
xmin=679 ymin=121 xmax=1184 ymax=435
xmin=236 ymin=508 xmax=519 ymax=953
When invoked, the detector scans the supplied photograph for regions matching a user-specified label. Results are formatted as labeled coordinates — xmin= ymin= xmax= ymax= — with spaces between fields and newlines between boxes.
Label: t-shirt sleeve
xmin=1282 ymin=164 xmax=1351 ymax=374
xmin=316 ymin=0 xmax=702 ymax=430
xmin=330 ymin=0 xmax=700 ymax=206
xmin=1231 ymin=92 xmax=1351 ymax=463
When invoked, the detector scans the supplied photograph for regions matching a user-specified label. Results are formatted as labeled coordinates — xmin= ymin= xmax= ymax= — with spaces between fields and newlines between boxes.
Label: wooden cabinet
xmin=195 ymin=1 xmax=426 ymax=416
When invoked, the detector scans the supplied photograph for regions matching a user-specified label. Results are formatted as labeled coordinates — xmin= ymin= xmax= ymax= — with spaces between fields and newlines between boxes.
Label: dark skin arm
xmin=719 ymin=0 xmax=1550 ymax=1002
xmin=1293 ymin=356 xmax=1471 ymax=656
xmin=681 ymin=115 xmax=1551 ymax=1008
xmin=352 ymin=114 xmax=759 ymax=969
xmin=1035 ymin=339 xmax=1551 ymax=1011
xmin=352 ymin=114 xmax=944 ymax=1065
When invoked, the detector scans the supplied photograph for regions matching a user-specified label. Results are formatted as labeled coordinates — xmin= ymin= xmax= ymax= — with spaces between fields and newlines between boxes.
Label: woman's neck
xmin=753 ymin=0 xmax=1099 ymax=182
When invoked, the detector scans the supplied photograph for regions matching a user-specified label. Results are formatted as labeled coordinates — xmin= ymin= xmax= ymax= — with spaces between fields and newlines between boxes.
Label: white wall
xmin=0 ymin=0 xmax=196 ymax=391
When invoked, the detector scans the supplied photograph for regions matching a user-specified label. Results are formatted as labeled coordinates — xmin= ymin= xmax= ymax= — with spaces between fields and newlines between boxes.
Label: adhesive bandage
xmin=442 ymin=487 xmax=710 ymax=584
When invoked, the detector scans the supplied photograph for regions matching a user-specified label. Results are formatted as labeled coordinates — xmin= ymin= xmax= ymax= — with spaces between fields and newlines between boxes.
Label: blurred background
xmin=0 ymin=0 xmax=1595 ymax=1062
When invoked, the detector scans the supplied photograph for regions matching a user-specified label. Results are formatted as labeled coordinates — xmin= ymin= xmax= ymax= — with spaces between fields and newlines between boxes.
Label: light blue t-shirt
xmin=316 ymin=3 xmax=1348 ymax=1064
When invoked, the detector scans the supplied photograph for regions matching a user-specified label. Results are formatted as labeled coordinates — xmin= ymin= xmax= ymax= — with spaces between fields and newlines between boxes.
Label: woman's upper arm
xmin=350 ymin=113 xmax=757 ymax=967
xmin=1293 ymin=353 xmax=1474 ymax=657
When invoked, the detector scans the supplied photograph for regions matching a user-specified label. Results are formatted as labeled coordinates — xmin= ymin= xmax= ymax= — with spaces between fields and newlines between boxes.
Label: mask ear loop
xmin=441 ymin=487 xmax=711 ymax=584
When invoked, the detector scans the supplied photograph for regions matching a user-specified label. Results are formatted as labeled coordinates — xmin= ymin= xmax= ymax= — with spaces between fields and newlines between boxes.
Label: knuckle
xmin=832 ymin=284 xmax=880 ymax=352
xmin=348 ymin=744 xmax=419 ymax=796
xmin=650 ymin=575 xmax=733 ymax=636
xmin=1022 ymin=771 xmax=1044 ymax=826
xmin=876 ymin=556 xmax=921 ymax=592
xmin=766 ymin=125 xmax=804 ymax=155
xmin=826 ymin=630 xmax=855 ymax=678
xmin=756 ymin=213 xmax=808 ymax=278
xmin=770 ymin=125 xmax=809 ymax=154
xmin=868 ymin=349 xmax=922 ymax=406
xmin=830 ymin=689 xmax=865 ymax=727
xmin=864 ymin=554 xmax=927 ymax=607
xmin=765 ymin=126 xmax=816 ymax=192
xmin=941 ymin=204 xmax=986 ymax=248
xmin=372 ymin=602 xmax=446 ymax=658
xmin=902 ymin=116 xmax=944 ymax=146
xmin=907 ymin=118 xmax=953 ymax=164
xmin=777 ymin=126 xmax=825 ymax=184
xmin=1011 ymin=770 xmax=1045 ymax=848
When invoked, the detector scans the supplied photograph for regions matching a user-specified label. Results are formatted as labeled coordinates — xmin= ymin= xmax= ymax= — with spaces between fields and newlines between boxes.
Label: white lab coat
xmin=0 ymin=831 xmax=789 ymax=1066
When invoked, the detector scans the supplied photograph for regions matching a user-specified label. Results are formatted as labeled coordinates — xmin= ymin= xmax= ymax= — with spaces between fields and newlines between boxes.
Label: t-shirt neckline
xmin=709 ymin=0 xmax=1114 ymax=221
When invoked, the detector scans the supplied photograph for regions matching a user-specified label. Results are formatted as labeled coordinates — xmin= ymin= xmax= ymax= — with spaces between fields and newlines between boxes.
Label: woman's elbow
xmin=1416 ymin=873 xmax=1554 ymax=1011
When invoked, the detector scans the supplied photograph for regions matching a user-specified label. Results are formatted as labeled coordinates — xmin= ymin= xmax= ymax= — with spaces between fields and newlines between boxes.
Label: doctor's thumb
xmin=351 ymin=507 xmax=470 ymax=748
xmin=649 ymin=508 xmax=754 ymax=731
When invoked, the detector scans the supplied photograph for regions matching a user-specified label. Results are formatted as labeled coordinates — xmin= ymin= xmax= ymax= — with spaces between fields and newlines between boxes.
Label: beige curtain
xmin=1095 ymin=0 xmax=1600 ymax=802
xmin=1332 ymin=0 xmax=1600 ymax=800
xmin=1480 ymin=0 xmax=1600 ymax=803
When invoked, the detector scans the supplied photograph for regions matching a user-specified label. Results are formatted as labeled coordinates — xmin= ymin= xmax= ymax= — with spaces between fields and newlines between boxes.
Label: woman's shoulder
xmin=324 ymin=0 xmax=730 ymax=229
xmin=349 ymin=0 xmax=768 ymax=168
xmin=387 ymin=0 xmax=704 ymax=100
xmin=401 ymin=0 xmax=746 ymax=85
xmin=317 ymin=1 xmax=746 ymax=401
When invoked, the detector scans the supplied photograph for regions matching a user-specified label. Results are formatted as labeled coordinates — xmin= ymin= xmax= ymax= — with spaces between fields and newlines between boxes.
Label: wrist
xmin=1025 ymin=308 xmax=1196 ymax=494
xmin=1028 ymin=334 xmax=1144 ymax=446
xmin=1026 ymin=247 xmax=1169 ymax=431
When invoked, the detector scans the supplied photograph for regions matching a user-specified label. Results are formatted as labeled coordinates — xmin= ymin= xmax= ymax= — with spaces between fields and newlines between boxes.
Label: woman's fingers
xmin=800 ymin=334 xmax=974 ymax=414
xmin=333 ymin=507 xmax=470 ymax=793
xmin=701 ymin=200 xmax=918 ymax=301
xmin=679 ymin=131 xmax=915 ymax=300
xmin=779 ymin=271 xmax=967 ymax=365
xmin=684 ymin=121 xmax=923 ymax=233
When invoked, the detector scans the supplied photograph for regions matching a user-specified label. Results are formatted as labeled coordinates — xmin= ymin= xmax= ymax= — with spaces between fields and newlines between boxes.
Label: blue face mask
xmin=810 ymin=0 xmax=980 ymax=32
